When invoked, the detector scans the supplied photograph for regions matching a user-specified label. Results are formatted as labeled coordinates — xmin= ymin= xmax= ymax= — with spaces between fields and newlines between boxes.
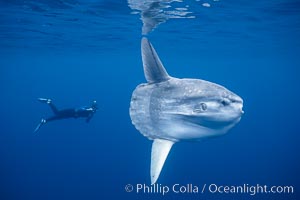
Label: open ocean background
xmin=0 ymin=0 xmax=299 ymax=199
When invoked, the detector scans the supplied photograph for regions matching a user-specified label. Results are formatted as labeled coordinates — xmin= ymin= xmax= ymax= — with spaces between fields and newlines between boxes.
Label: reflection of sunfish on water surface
xmin=128 ymin=0 xmax=194 ymax=35
xmin=130 ymin=38 xmax=244 ymax=184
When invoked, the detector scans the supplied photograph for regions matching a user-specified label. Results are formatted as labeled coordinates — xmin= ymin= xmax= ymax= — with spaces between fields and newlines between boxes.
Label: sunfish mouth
xmin=171 ymin=112 xmax=241 ymax=129
xmin=191 ymin=115 xmax=240 ymax=128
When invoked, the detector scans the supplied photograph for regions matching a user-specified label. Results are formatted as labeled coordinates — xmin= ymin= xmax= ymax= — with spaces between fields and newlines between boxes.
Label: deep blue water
xmin=0 ymin=0 xmax=299 ymax=199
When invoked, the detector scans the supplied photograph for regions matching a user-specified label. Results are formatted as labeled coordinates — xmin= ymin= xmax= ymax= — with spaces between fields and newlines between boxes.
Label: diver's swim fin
xmin=38 ymin=98 xmax=51 ymax=104
xmin=34 ymin=119 xmax=46 ymax=134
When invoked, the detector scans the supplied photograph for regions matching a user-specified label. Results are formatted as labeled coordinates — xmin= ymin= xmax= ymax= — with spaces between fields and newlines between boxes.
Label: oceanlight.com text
xmin=125 ymin=183 xmax=294 ymax=196
xmin=206 ymin=183 xmax=294 ymax=196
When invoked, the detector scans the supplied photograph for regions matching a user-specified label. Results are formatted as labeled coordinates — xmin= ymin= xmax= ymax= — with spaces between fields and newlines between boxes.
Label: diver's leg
xmin=45 ymin=109 xmax=75 ymax=122
xmin=45 ymin=115 xmax=60 ymax=122
xmin=34 ymin=116 xmax=59 ymax=134
xmin=37 ymin=98 xmax=59 ymax=115
xmin=34 ymin=115 xmax=60 ymax=133
xmin=48 ymin=102 xmax=59 ymax=115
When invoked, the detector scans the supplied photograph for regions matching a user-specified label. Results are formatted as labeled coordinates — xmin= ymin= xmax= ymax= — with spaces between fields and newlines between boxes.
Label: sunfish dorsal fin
xmin=141 ymin=37 xmax=170 ymax=83
xmin=151 ymin=139 xmax=174 ymax=184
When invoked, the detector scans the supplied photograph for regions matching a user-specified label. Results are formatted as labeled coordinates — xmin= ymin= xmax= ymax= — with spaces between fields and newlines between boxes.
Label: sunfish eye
xmin=193 ymin=103 xmax=207 ymax=113
xmin=221 ymin=98 xmax=230 ymax=106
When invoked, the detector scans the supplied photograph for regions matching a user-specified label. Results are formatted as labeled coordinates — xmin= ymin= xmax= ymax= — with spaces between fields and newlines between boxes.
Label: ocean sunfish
xmin=130 ymin=37 xmax=244 ymax=184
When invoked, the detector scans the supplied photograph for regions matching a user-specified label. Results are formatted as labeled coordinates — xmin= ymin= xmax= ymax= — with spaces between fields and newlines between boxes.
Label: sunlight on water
xmin=127 ymin=0 xmax=217 ymax=35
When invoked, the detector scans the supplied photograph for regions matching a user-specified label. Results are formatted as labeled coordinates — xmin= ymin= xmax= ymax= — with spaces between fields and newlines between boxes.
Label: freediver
xmin=34 ymin=98 xmax=98 ymax=133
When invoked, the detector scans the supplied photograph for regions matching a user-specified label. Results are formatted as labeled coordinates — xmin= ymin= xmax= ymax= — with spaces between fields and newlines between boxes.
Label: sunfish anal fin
xmin=151 ymin=139 xmax=174 ymax=184
xmin=141 ymin=37 xmax=170 ymax=83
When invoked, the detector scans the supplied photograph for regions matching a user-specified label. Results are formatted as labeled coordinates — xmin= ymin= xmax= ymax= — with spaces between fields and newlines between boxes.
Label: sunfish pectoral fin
xmin=150 ymin=139 xmax=174 ymax=184
xmin=141 ymin=37 xmax=170 ymax=83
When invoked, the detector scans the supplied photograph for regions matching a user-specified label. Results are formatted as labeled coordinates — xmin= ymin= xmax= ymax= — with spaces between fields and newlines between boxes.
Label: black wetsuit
xmin=45 ymin=102 xmax=96 ymax=123
xmin=34 ymin=99 xmax=97 ymax=133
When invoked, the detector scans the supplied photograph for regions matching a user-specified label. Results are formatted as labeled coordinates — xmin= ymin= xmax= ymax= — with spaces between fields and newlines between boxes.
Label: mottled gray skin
xmin=130 ymin=77 xmax=243 ymax=142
